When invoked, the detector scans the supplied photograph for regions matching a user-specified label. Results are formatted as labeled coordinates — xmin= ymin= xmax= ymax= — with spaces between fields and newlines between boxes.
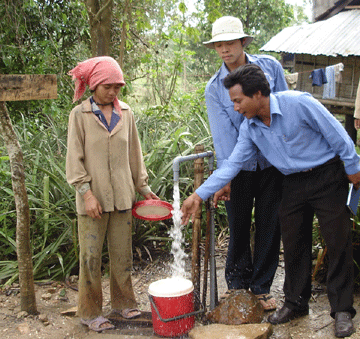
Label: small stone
xmin=1 ymin=308 xmax=13 ymax=316
xmin=41 ymin=293 xmax=52 ymax=300
xmin=69 ymin=275 xmax=78 ymax=284
xmin=17 ymin=311 xmax=28 ymax=319
xmin=47 ymin=287 xmax=57 ymax=294
xmin=17 ymin=322 xmax=30 ymax=334
xmin=38 ymin=314 xmax=48 ymax=322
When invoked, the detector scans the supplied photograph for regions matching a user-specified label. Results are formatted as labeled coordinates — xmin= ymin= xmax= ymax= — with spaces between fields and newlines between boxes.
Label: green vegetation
xmin=2 ymin=0 xmax=357 ymax=288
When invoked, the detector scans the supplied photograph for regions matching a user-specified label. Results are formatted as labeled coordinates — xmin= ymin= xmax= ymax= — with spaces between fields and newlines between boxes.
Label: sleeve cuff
xmin=344 ymin=162 xmax=360 ymax=175
xmin=76 ymin=183 xmax=90 ymax=196
xmin=138 ymin=186 xmax=152 ymax=197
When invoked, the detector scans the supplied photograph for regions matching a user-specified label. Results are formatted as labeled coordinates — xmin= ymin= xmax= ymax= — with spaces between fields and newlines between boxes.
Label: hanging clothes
xmin=323 ymin=66 xmax=336 ymax=99
xmin=285 ymin=73 xmax=299 ymax=90
xmin=334 ymin=62 xmax=344 ymax=83
xmin=309 ymin=69 xmax=327 ymax=86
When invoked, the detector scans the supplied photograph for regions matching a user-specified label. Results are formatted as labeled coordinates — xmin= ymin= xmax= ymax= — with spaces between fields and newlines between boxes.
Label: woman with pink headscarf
xmin=66 ymin=57 xmax=158 ymax=332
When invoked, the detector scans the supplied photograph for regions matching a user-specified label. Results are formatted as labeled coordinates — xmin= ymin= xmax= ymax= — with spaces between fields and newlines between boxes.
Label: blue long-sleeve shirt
xmin=205 ymin=53 xmax=288 ymax=170
xmin=196 ymin=91 xmax=360 ymax=200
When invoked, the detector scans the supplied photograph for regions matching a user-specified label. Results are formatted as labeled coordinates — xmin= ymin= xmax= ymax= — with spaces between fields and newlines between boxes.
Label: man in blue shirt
xmin=203 ymin=16 xmax=288 ymax=310
xmin=182 ymin=64 xmax=359 ymax=338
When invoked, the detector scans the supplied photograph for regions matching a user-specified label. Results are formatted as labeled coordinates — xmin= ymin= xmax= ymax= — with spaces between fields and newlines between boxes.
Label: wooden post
xmin=0 ymin=74 xmax=57 ymax=315
xmin=192 ymin=144 xmax=204 ymax=310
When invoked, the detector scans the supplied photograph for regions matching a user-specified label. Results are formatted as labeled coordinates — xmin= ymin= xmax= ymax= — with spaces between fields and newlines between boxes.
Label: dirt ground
xmin=1 ymin=247 xmax=360 ymax=339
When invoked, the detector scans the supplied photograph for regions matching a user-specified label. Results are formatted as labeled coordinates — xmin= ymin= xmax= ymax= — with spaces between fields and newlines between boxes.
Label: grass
xmin=0 ymin=82 xmax=221 ymax=284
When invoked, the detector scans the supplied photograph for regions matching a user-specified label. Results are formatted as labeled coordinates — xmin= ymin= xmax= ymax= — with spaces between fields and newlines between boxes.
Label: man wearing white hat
xmin=203 ymin=16 xmax=288 ymax=310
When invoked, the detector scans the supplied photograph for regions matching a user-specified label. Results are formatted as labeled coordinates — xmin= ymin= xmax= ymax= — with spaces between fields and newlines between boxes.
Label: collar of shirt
xmin=218 ymin=53 xmax=252 ymax=81
xmin=247 ymin=94 xmax=282 ymax=127
xmin=218 ymin=53 xmax=274 ymax=87
xmin=218 ymin=62 xmax=230 ymax=82
xmin=247 ymin=54 xmax=274 ymax=83
xmin=90 ymin=96 xmax=120 ymax=132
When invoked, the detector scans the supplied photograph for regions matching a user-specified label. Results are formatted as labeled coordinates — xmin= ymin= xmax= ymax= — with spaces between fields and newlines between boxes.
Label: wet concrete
xmin=266 ymin=260 xmax=360 ymax=339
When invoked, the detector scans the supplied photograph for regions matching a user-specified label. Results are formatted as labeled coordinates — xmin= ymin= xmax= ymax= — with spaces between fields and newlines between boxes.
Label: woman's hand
xmin=83 ymin=190 xmax=102 ymax=219
xmin=144 ymin=192 xmax=160 ymax=200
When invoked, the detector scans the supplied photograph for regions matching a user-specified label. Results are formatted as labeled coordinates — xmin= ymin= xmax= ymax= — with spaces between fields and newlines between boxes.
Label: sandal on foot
xmin=220 ymin=289 xmax=239 ymax=300
xmin=81 ymin=316 xmax=115 ymax=332
xmin=256 ymin=294 xmax=277 ymax=311
xmin=120 ymin=308 xmax=142 ymax=319
xmin=220 ymin=290 xmax=231 ymax=300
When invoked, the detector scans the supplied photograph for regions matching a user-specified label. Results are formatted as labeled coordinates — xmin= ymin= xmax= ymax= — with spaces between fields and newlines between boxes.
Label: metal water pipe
xmin=173 ymin=151 xmax=214 ymax=182
xmin=173 ymin=151 xmax=218 ymax=310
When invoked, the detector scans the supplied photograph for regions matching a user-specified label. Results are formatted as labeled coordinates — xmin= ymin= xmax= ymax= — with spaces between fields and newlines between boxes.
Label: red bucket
xmin=148 ymin=277 xmax=195 ymax=337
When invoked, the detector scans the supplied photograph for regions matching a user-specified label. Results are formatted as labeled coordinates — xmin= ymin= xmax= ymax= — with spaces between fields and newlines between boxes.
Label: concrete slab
xmin=86 ymin=335 xmax=156 ymax=339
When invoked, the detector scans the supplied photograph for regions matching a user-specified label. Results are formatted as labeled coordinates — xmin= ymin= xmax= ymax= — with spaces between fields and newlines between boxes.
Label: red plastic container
xmin=148 ymin=277 xmax=195 ymax=337
xmin=132 ymin=200 xmax=173 ymax=221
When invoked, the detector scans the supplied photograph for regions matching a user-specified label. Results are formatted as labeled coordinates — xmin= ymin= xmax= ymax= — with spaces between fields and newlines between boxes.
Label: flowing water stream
xmin=169 ymin=181 xmax=188 ymax=278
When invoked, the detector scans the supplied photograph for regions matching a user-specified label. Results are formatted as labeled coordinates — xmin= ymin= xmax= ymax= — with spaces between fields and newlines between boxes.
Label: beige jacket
xmin=66 ymin=98 xmax=151 ymax=215
xmin=355 ymin=78 xmax=360 ymax=119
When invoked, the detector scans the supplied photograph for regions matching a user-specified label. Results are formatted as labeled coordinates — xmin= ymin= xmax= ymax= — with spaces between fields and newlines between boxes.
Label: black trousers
xmin=279 ymin=159 xmax=355 ymax=318
xmin=225 ymin=166 xmax=283 ymax=294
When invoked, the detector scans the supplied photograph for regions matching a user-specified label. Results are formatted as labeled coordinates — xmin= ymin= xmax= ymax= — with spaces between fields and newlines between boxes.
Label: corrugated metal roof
xmin=260 ymin=10 xmax=360 ymax=57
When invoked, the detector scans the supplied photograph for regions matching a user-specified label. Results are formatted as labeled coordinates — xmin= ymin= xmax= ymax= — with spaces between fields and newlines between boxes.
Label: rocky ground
xmin=1 ymin=246 xmax=360 ymax=339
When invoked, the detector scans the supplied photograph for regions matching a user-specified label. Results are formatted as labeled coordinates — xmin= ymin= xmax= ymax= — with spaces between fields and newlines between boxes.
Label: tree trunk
xmin=0 ymin=102 xmax=37 ymax=314
xmin=85 ymin=0 xmax=113 ymax=56
xmin=118 ymin=0 xmax=131 ymax=69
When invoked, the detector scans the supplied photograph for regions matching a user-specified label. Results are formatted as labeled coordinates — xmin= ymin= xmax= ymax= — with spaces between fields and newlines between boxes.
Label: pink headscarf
xmin=68 ymin=56 xmax=125 ymax=113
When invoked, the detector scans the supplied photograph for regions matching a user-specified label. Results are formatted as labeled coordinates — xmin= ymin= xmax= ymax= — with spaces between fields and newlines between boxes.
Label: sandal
xmin=80 ymin=316 xmax=115 ymax=332
xmin=256 ymin=294 xmax=277 ymax=311
xmin=120 ymin=308 xmax=142 ymax=319
xmin=219 ymin=289 xmax=238 ymax=300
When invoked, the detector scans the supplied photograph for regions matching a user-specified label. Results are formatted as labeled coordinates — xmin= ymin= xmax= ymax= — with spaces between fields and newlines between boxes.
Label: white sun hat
xmin=203 ymin=16 xmax=254 ymax=49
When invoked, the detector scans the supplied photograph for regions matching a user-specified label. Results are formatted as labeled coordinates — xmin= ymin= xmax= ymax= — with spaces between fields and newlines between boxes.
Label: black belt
xmin=301 ymin=155 xmax=340 ymax=173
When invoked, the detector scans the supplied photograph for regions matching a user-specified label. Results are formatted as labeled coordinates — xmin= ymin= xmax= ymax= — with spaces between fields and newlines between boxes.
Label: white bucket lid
xmin=148 ymin=277 xmax=194 ymax=298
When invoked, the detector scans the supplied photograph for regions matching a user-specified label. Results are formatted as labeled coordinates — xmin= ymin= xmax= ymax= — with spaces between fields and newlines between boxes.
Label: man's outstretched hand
xmin=181 ymin=193 xmax=203 ymax=225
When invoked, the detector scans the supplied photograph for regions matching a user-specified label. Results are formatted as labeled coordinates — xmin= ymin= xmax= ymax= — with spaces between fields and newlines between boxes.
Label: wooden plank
xmin=0 ymin=74 xmax=57 ymax=101
xmin=316 ymin=97 xmax=355 ymax=108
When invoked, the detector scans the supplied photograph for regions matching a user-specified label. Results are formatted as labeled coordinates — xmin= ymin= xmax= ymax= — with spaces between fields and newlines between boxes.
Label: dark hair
xmin=223 ymin=64 xmax=271 ymax=97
